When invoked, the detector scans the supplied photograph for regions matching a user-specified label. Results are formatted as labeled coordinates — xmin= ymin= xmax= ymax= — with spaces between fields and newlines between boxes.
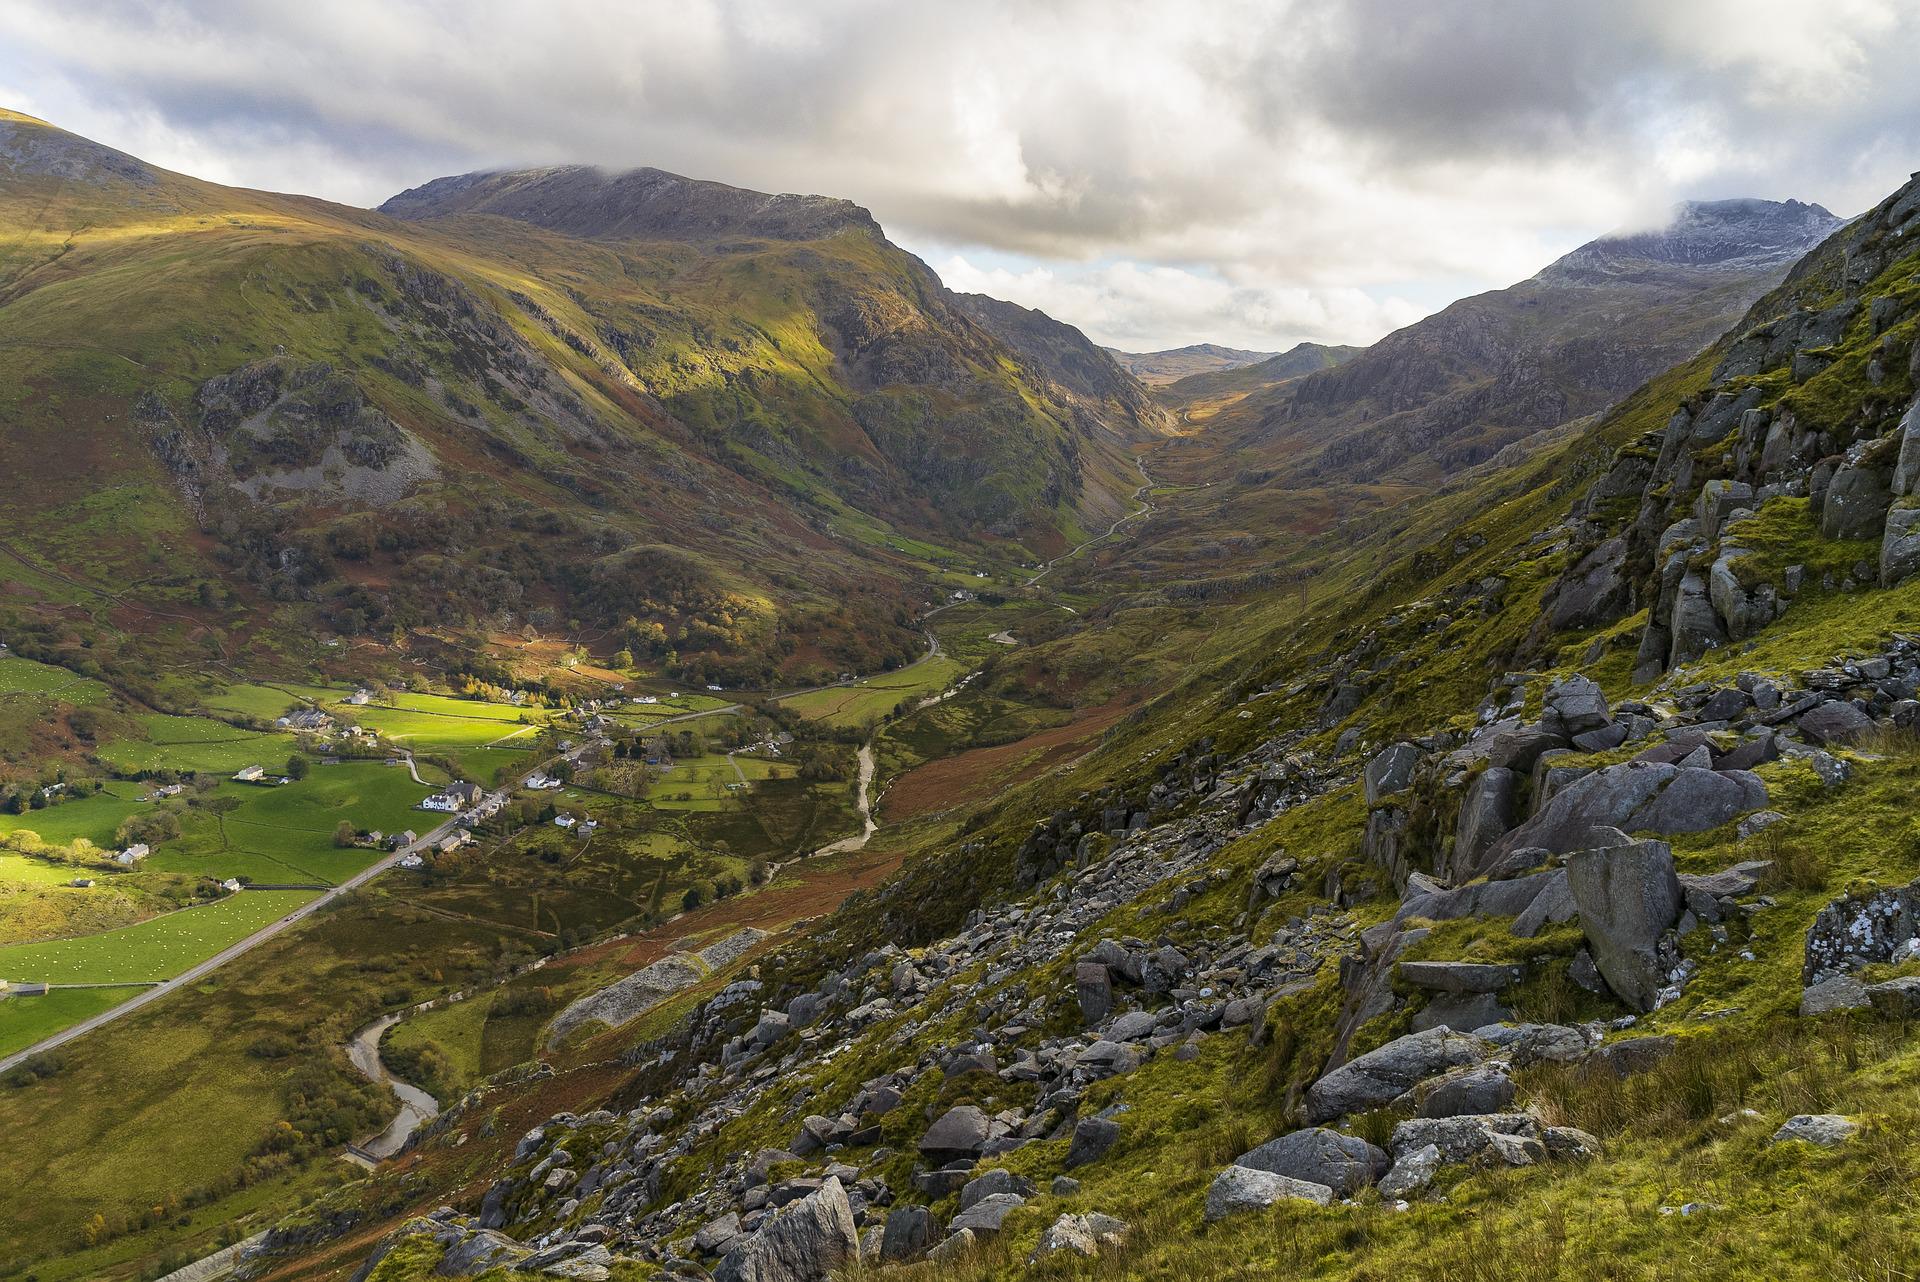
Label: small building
xmin=448 ymin=781 xmax=484 ymax=807
xmin=386 ymin=830 xmax=417 ymax=850
xmin=578 ymin=819 xmax=599 ymax=835
xmin=397 ymin=852 xmax=424 ymax=869
xmin=220 ymin=878 xmax=243 ymax=893
xmin=117 ymin=843 xmax=150 ymax=866
xmin=420 ymin=793 xmax=461 ymax=813
xmin=553 ymin=814 xmax=577 ymax=830
xmin=348 ymin=688 xmax=372 ymax=706
xmin=275 ymin=708 xmax=334 ymax=732
xmin=233 ymin=765 xmax=265 ymax=782
xmin=437 ymin=831 xmax=471 ymax=854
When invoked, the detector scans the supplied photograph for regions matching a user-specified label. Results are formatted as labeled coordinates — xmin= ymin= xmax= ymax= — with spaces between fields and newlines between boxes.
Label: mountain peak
xmin=378 ymin=163 xmax=881 ymax=243
xmin=0 ymin=107 xmax=154 ymax=187
xmin=1538 ymin=196 xmax=1844 ymax=285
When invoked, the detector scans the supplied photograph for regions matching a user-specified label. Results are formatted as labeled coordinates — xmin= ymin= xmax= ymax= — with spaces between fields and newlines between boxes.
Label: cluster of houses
xmin=144 ymin=783 xmax=185 ymax=802
xmin=275 ymin=708 xmax=334 ymax=733
xmin=420 ymin=781 xmax=485 ymax=813
xmin=522 ymin=772 xmax=564 ymax=790
xmin=552 ymin=815 xmax=598 ymax=835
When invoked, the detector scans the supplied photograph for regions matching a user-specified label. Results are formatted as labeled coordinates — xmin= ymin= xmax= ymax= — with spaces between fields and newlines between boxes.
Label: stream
xmin=813 ymin=744 xmax=876 ymax=856
xmin=344 ymin=1011 xmax=440 ymax=1160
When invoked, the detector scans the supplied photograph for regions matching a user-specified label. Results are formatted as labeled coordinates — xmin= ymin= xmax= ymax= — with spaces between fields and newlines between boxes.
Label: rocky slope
xmin=201 ymin=172 xmax=1920 ymax=1282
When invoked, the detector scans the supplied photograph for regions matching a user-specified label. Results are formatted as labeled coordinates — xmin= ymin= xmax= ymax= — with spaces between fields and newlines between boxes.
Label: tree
xmin=681 ymin=884 xmax=706 ymax=913
xmin=332 ymin=820 xmax=356 ymax=848
xmin=286 ymin=753 xmax=310 ymax=781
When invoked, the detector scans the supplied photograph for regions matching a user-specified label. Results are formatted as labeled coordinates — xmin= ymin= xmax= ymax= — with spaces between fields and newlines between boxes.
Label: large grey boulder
xmin=1893 ymin=403 xmax=1920 ymax=495
xmin=1882 ymin=506 xmax=1920 ymax=586
xmin=1772 ymin=1114 xmax=1857 ymax=1146
xmin=1545 ymin=675 xmax=1611 ymax=735
xmin=1822 ymin=461 xmax=1894 ymax=540
xmin=1306 ymin=1027 xmax=1488 ymax=1123
xmin=879 ymin=1206 xmax=933 ymax=1263
xmin=1203 ymin=1166 xmax=1333 ymax=1221
xmin=1389 ymin=1113 xmax=1539 ymax=1164
xmin=918 ymin=1106 xmax=990 ymax=1164
xmin=1398 ymin=961 xmax=1519 ymax=994
xmin=1487 ymin=764 xmax=1671 ymax=860
xmin=1416 ymin=1068 xmax=1517 ymax=1118
xmin=1797 ymin=699 xmax=1876 ymax=747
xmin=1376 ymin=1143 xmax=1442 ymax=1198
xmin=715 ymin=1177 xmax=860 ymax=1282
xmin=1065 ymin=1115 xmax=1121 ymax=1167
xmin=1669 ymin=570 xmax=1727 ymax=667
xmin=1566 ymin=839 xmax=1683 ymax=1011
xmin=1075 ymin=962 xmax=1113 ymax=1025
xmin=1799 ymin=974 xmax=1869 ymax=1015
xmin=1027 ymin=1213 xmax=1128 ymax=1262
xmin=1451 ymin=767 xmax=1521 ymax=881
xmin=1364 ymin=743 xmax=1422 ymax=805
xmin=1624 ymin=768 xmax=1767 ymax=833
xmin=948 ymin=1192 xmax=1025 ymax=1235
xmin=1411 ymin=991 xmax=1509 ymax=1033
xmin=1233 ymin=1128 xmax=1388 ymax=1197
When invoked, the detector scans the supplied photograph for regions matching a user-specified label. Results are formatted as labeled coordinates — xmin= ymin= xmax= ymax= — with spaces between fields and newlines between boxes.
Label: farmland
xmin=776 ymin=655 xmax=965 ymax=727
xmin=0 ymin=889 xmax=315 ymax=984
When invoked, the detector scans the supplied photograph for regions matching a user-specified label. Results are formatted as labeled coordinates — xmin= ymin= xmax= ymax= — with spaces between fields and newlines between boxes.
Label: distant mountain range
xmin=1200 ymin=197 xmax=1845 ymax=484
xmin=1104 ymin=342 xmax=1279 ymax=385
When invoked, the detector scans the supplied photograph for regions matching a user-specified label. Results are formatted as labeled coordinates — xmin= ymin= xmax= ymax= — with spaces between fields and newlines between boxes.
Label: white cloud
xmin=3 ymin=0 xmax=1919 ymax=349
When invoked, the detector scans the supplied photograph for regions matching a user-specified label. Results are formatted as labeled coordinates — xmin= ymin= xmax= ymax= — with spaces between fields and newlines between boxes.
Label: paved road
xmin=0 ymin=803 xmax=482 ymax=1075
xmin=1026 ymin=456 xmax=1156 ymax=586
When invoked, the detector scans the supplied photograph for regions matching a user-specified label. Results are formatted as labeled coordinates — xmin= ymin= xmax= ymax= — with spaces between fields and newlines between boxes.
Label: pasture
xmin=0 ymin=655 xmax=110 ymax=704
xmin=99 ymin=714 xmax=294 ymax=775
xmin=0 ymin=987 xmax=133 ymax=1057
xmin=777 ymin=656 xmax=964 ymax=727
xmin=0 ymin=781 xmax=147 ymax=848
xmin=0 ymin=889 xmax=315 ymax=984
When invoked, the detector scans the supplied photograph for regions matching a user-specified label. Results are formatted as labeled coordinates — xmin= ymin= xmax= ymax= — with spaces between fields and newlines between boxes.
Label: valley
xmin=4 ymin=76 xmax=1920 ymax=1282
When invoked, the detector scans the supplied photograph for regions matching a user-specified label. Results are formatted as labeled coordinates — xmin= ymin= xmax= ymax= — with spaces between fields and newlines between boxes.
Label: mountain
xmin=951 ymin=293 xmax=1172 ymax=438
xmin=173 ymin=166 xmax=1920 ymax=1282
xmin=0 ymin=110 xmax=1155 ymax=686
xmin=1155 ymin=340 xmax=1364 ymax=419
xmin=1105 ymin=342 xmax=1278 ymax=385
xmin=1210 ymin=197 xmax=1845 ymax=485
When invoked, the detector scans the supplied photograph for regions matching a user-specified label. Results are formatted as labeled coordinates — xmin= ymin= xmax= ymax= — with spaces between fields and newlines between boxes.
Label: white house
xmin=553 ymin=814 xmax=577 ymax=830
xmin=398 ymin=852 xmax=424 ymax=868
xmin=220 ymin=878 xmax=243 ymax=893
xmin=233 ymin=765 xmax=265 ymax=782
xmin=117 ymin=843 xmax=150 ymax=865
xmin=420 ymin=793 xmax=461 ymax=813
xmin=348 ymin=688 xmax=372 ymax=706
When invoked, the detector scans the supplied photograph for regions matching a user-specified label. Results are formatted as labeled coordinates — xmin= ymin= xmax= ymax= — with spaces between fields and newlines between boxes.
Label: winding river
xmin=344 ymin=1011 xmax=440 ymax=1160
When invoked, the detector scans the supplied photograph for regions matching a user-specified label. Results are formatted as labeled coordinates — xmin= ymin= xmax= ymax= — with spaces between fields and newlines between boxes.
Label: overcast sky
xmin=4 ymin=0 xmax=1918 ymax=352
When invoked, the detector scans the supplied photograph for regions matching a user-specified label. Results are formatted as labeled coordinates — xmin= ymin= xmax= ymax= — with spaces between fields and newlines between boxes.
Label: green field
xmin=777 ymin=656 xmax=965 ymax=727
xmin=0 ymin=781 xmax=148 ymax=848
xmin=0 ymin=987 xmax=134 ymax=1057
xmin=0 ymin=890 xmax=315 ymax=984
xmin=98 ymin=715 xmax=294 ymax=774
xmin=0 ymin=655 xmax=110 ymax=704
xmin=0 ymin=852 xmax=94 ymax=887
xmin=141 ymin=765 xmax=428 ymax=885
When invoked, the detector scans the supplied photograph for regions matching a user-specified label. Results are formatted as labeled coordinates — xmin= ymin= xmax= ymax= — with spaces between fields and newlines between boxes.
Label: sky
xmin=4 ymin=0 xmax=1918 ymax=352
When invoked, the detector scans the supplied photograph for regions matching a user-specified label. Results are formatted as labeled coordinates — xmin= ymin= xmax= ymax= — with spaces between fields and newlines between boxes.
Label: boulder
xmin=1797 ymin=699 xmax=1876 ymax=747
xmin=1799 ymin=974 xmax=1870 ymax=1015
xmin=918 ymin=1106 xmax=990 ymax=1164
xmin=1582 ymin=1034 xmax=1676 ymax=1079
xmin=1233 ymin=1128 xmax=1388 ymax=1197
xmin=1772 ymin=1114 xmax=1857 ymax=1146
xmin=694 ymin=1213 xmax=745 ymax=1257
xmin=1866 ymin=975 xmax=1920 ymax=1016
xmin=1027 ymin=1213 xmax=1128 ymax=1262
xmin=1451 ymin=767 xmax=1521 ymax=881
xmin=958 ymin=1169 xmax=1033 ymax=1211
xmin=926 ymin=1229 xmax=976 ymax=1264
xmin=1364 ymin=743 xmax=1422 ymax=805
xmin=1065 ymin=1115 xmax=1121 ymax=1167
xmin=1074 ymin=963 xmax=1113 ymax=1025
xmin=1389 ymin=1114 xmax=1539 ymax=1164
xmin=1545 ymin=675 xmax=1611 ymax=735
xmin=1566 ymin=839 xmax=1683 ymax=1011
xmin=1306 ymin=1027 xmax=1488 ymax=1123
xmin=1804 ymin=876 xmax=1920 ymax=980
xmin=1108 ymin=1010 xmax=1159 ymax=1041
xmin=1822 ymin=462 xmax=1894 ymax=540
xmin=1410 ymin=991 xmax=1509 ymax=1033
xmin=1488 ymin=726 xmax=1570 ymax=773
xmin=1416 ymin=1068 xmax=1517 ymax=1118
xmin=1884 ymin=507 xmax=1920 ymax=586
xmin=1203 ymin=1166 xmax=1333 ymax=1221
xmin=1376 ymin=1143 xmax=1442 ymax=1199
xmin=948 ymin=1192 xmax=1025 ymax=1235
xmin=1398 ymin=961 xmax=1519 ymax=994
xmin=1543 ymin=1127 xmax=1601 ymax=1160
xmin=1485 ymin=764 xmax=1672 ymax=860
xmin=1623 ymin=768 xmax=1767 ymax=834
xmin=715 ymin=1177 xmax=860 ymax=1282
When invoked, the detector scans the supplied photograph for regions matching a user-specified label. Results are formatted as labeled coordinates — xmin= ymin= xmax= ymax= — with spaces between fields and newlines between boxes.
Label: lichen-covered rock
xmin=1306 ymin=1028 xmax=1488 ymax=1122
xmin=714 ymin=1177 xmax=860 ymax=1282
xmin=1232 ymin=1128 xmax=1388 ymax=1196
xmin=1203 ymin=1166 xmax=1333 ymax=1221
